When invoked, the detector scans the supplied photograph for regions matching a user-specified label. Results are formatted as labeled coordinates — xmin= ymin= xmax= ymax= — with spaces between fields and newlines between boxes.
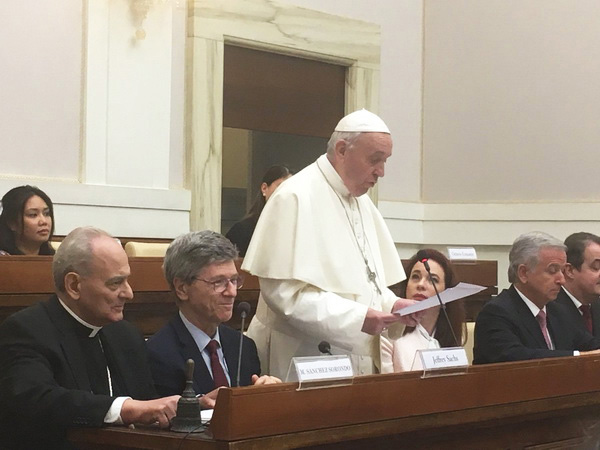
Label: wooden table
xmin=70 ymin=355 xmax=600 ymax=449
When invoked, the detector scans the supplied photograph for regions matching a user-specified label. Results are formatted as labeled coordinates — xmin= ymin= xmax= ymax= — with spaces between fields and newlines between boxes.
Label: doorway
xmin=221 ymin=45 xmax=345 ymax=232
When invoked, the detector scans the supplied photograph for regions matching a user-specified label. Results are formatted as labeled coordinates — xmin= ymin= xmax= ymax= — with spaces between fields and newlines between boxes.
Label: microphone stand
xmin=236 ymin=307 xmax=248 ymax=387
xmin=421 ymin=259 xmax=460 ymax=348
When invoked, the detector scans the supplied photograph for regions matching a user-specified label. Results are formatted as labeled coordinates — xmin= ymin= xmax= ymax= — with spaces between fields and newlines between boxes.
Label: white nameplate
xmin=294 ymin=356 xmax=354 ymax=382
xmin=201 ymin=409 xmax=213 ymax=424
xmin=418 ymin=347 xmax=468 ymax=370
xmin=448 ymin=247 xmax=477 ymax=261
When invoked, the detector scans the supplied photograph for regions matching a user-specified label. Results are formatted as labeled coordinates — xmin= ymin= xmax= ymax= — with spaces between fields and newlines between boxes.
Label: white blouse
xmin=380 ymin=324 xmax=440 ymax=372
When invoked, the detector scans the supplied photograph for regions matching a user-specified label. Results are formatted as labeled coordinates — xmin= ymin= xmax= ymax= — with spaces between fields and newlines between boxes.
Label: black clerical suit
xmin=146 ymin=314 xmax=261 ymax=397
xmin=0 ymin=295 xmax=156 ymax=450
xmin=473 ymin=285 xmax=600 ymax=364
xmin=554 ymin=287 xmax=600 ymax=337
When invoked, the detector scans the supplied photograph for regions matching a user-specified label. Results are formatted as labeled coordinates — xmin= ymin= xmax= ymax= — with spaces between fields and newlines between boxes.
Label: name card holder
xmin=415 ymin=347 xmax=469 ymax=379
xmin=447 ymin=247 xmax=477 ymax=263
xmin=286 ymin=355 xmax=354 ymax=390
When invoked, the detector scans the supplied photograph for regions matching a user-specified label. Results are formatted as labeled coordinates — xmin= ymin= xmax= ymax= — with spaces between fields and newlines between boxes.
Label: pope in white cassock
xmin=242 ymin=109 xmax=420 ymax=379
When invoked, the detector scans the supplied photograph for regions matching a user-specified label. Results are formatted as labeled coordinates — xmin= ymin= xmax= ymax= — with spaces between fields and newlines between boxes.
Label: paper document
xmin=394 ymin=282 xmax=486 ymax=316
xmin=201 ymin=409 xmax=214 ymax=423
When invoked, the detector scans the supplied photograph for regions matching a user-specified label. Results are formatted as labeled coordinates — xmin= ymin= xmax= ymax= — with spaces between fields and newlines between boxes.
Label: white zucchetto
xmin=334 ymin=109 xmax=390 ymax=134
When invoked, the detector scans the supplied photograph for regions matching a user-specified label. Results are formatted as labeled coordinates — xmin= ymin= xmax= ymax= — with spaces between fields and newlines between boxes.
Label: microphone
xmin=415 ymin=250 xmax=460 ymax=347
xmin=318 ymin=341 xmax=332 ymax=355
xmin=416 ymin=250 xmax=431 ymax=271
xmin=235 ymin=302 xmax=251 ymax=388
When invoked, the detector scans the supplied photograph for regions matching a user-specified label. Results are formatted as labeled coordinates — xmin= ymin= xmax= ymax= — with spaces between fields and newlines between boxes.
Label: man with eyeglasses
xmin=147 ymin=230 xmax=280 ymax=409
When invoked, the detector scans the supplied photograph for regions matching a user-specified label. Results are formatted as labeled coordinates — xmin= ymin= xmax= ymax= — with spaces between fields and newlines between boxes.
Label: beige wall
xmin=400 ymin=0 xmax=600 ymax=286
xmin=422 ymin=0 xmax=600 ymax=203
xmin=288 ymin=0 xmax=424 ymax=202
xmin=0 ymin=0 xmax=82 ymax=180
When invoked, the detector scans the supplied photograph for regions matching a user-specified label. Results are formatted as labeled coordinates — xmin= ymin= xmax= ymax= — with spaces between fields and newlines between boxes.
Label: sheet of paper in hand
xmin=394 ymin=282 xmax=486 ymax=316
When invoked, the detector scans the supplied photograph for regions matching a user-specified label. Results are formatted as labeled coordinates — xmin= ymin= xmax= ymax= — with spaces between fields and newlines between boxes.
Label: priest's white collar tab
xmin=58 ymin=296 xmax=102 ymax=337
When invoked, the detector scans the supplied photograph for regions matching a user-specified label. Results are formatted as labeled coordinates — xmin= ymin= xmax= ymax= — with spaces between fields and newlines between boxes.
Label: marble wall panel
xmin=190 ymin=0 xmax=380 ymax=66
xmin=187 ymin=37 xmax=225 ymax=231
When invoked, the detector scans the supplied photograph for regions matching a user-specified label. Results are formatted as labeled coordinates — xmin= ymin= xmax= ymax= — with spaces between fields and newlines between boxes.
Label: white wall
xmin=288 ymin=0 xmax=424 ymax=203
xmin=423 ymin=0 xmax=600 ymax=203
xmin=415 ymin=0 xmax=600 ymax=284
xmin=0 ymin=0 xmax=82 ymax=180
xmin=0 ymin=0 xmax=189 ymax=238
xmin=85 ymin=0 xmax=183 ymax=189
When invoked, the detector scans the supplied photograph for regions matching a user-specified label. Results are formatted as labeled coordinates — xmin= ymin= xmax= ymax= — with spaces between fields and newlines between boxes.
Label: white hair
xmin=326 ymin=131 xmax=362 ymax=156
xmin=508 ymin=231 xmax=566 ymax=283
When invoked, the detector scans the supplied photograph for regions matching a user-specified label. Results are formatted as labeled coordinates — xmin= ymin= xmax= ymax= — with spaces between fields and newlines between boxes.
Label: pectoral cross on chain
xmin=366 ymin=265 xmax=382 ymax=295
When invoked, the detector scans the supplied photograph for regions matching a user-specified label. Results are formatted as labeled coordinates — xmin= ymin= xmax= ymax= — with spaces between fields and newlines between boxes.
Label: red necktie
xmin=206 ymin=340 xmax=229 ymax=389
xmin=536 ymin=310 xmax=553 ymax=350
xmin=580 ymin=304 xmax=593 ymax=334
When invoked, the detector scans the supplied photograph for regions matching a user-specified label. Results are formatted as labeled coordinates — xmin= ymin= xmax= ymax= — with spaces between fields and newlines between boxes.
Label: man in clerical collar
xmin=241 ymin=109 xmax=421 ymax=379
xmin=474 ymin=231 xmax=600 ymax=365
xmin=0 ymin=227 xmax=179 ymax=450
xmin=555 ymin=232 xmax=600 ymax=337
xmin=147 ymin=231 xmax=279 ymax=409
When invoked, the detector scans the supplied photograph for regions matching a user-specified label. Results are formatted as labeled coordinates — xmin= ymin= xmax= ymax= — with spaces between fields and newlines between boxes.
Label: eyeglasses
xmin=192 ymin=275 xmax=244 ymax=293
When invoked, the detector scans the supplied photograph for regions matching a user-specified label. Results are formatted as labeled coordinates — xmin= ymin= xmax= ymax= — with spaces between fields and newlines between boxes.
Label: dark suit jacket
xmin=554 ymin=288 xmax=600 ymax=337
xmin=146 ymin=314 xmax=261 ymax=397
xmin=0 ymin=295 xmax=156 ymax=450
xmin=473 ymin=285 xmax=600 ymax=364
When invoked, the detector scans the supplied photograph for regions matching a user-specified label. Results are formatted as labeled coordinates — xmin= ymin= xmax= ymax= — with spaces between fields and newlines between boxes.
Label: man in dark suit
xmin=555 ymin=232 xmax=600 ymax=337
xmin=0 ymin=227 xmax=179 ymax=450
xmin=474 ymin=231 xmax=600 ymax=365
xmin=147 ymin=230 xmax=279 ymax=409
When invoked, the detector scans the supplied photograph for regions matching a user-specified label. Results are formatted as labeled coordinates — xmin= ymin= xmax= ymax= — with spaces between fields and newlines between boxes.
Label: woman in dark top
xmin=0 ymin=185 xmax=56 ymax=256
xmin=226 ymin=165 xmax=291 ymax=256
